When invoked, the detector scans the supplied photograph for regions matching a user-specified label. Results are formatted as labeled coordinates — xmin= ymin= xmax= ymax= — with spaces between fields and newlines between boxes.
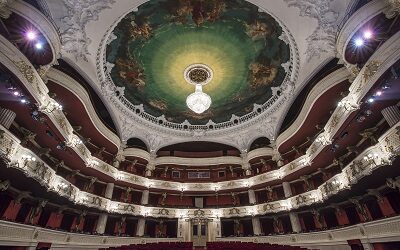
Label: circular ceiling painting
xmin=106 ymin=0 xmax=290 ymax=125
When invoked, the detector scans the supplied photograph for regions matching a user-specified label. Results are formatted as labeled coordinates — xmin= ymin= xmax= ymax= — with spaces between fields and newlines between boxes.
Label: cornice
xmin=46 ymin=68 xmax=120 ymax=149
xmin=0 ymin=22 xmax=399 ymax=193
xmin=217 ymin=216 xmax=400 ymax=247
xmin=95 ymin=1 xmax=301 ymax=152
xmin=275 ymin=67 xmax=350 ymax=148
xmin=0 ymin=220 xmax=182 ymax=248
xmin=1 ymin=216 xmax=400 ymax=247
xmin=1 ymin=122 xmax=398 ymax=218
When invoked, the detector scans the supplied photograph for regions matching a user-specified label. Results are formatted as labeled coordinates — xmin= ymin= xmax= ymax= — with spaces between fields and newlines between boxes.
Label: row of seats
xmin=104 ymin=242 xmax=192 ymax=250
xmin=207 ymin=242 xmax=308 ymax=250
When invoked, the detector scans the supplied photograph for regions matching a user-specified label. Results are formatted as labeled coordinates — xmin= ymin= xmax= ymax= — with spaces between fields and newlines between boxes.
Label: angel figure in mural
xmin=202 ymin=0 xmax=225 ymax=22
xmin=129 ymin=20 xmax=152 ymax=40
xmin=115 ymin=58 xmax=145 ymax=88
xmin=149 ymin=99 xmax=168 ymax=111
xmin=169 ymin=0 xmax=192 ymax=24
xmin=249 ymin=63 xmax=278 ymax=89
xmin=192 ymin=0 xmax=225 ymax=26
xmin=246 ymin=21 xmax=270 ymax=40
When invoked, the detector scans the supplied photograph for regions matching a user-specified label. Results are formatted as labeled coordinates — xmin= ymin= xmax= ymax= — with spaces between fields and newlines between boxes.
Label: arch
xmin=127 ymin=137 xmax=148 ymax=151
xmin=249 ymin=137 xmax=271 ymax=151
xmin=157 ymin=141 xmax=240 ymax=157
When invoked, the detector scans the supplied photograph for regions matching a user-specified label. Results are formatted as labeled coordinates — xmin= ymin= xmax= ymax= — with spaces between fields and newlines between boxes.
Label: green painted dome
xmin=106 ymin=0 xmax=290 ymax=125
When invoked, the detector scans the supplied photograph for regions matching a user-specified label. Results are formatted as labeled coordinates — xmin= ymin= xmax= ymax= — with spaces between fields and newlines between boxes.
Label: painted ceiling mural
xmin=106 ymin=0 xmax=290 ymax=124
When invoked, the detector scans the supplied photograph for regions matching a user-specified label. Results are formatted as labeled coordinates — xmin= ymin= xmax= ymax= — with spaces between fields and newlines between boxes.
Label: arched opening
xmin=249 ymin=137 xmax=271 ymax=151
xmin=126 ymin=137 xmax=148 ymax=151
xmin=157 ymin=141 xmax=240 ymax=157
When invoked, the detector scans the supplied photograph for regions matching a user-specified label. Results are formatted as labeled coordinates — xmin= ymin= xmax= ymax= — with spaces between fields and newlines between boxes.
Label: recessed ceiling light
xmin=368 ymin=98 xmax=374 ymax=103
xmin=26 ymin=31 xmax=37 ymax=41
xmin=354 ymin=38 xmax=364 ymax=47
xmin=363 ymin=30 xmax=373 ymax=39
xmin=35 ymin=42 xmax=43 ymax=50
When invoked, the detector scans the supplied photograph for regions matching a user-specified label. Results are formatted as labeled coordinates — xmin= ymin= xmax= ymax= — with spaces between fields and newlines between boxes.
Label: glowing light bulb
xmin=26 ymin=31 xmax=37 ymax=41
xmin=35 ymin=42 xmax=43 ymax=50
xmin=363 ymin=30 xmax=373 ymax=40
xmin=354 ymin=38 xmax=364 ymax=47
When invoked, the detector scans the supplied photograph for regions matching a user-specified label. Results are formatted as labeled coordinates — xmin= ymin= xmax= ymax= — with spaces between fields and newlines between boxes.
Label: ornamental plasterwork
xmin=96 ymin=2 xmax=300 ymax=151
xmin=284 ymin=0 xmax=340 ymax=61
xmin=1 ymin=122 xmax=399 ymax=218
xmin=0 ymin=23 xmax=398 ymax=193
xmin=58 ymin=0 xmax=115 ymax=61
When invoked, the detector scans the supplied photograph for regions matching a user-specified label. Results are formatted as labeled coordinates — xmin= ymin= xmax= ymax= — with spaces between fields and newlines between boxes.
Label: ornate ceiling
xmin=106 ymin=0 xmax=290 ymax=125
xmin=42 ymin=0 xmax=352 ymax=151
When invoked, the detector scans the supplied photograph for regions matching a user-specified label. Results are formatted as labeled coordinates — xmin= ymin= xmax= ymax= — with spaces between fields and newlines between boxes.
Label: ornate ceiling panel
xmin=42 ymin=0 xmax=352 ymax=151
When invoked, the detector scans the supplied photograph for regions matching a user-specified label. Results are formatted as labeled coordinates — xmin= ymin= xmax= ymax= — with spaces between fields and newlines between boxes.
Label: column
xmin=248 ymin=189 xmax=256 ymax=204
xmin=136 ymin=218 xmax=146 ymax=236
xmin=241 ymin=151 xmax=251 ymax=176
xmin=289 ymin=213 xmax=301 ymax=233
xmin=136 ymin=189 xmax=149 ymax=236
xmin=141 ymin=190 xmax=149 ymax=205
xmin=272 ymin=149 xmax=284 ymax=167
xmin=361 ymin=240 xmax=374 ymax=250
xmin=247 ymin=189 xmax=261 ymax=235
xmin=0 ymin=107 xmax=16 ymax=129
xmin=96 ymin=214 xmax=108 ymax=234
xmin=381 ymin=105 xmax=400 ymax=127
xmin=282 ymin=182 xmax=292 ymax=198
xmin=282 ymin=182 xmax=301 ymax=232
xmin=96 ymin=183 xmax=114 ymax=234
xmin=252 ymin=217 xmax=262 ymax=235
xmin=145 ymin=154 xmax=156 ymax=177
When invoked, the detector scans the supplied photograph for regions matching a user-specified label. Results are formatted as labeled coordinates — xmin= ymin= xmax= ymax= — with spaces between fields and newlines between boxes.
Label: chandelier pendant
xmin=184 ymin=64 xmax=213 ymax=114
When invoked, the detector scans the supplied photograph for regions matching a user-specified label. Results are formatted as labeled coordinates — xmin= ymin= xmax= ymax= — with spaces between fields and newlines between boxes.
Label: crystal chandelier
xmin=184 ymin=64 xmax=213 ymax=114
xmin=186 ymin=84 xmax=212 ymax=114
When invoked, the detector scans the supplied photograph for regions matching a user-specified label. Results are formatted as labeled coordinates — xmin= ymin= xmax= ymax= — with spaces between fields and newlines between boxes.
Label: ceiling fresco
xmin=106 ymin=0 xmax=290 ymax=124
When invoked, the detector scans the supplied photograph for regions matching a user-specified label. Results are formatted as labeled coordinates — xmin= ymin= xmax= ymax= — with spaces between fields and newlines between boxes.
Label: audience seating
xmin=105 ymin=242 xmax=192 ymax=250
xmin=206 ymin=242 xmax=308 ymax=250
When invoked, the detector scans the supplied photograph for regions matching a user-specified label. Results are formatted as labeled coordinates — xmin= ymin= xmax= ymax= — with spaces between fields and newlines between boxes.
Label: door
xmin=192 ymin=221 xmax=207 ymax=247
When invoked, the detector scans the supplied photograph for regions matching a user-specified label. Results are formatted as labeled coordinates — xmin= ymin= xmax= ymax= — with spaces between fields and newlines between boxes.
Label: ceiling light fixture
xmin=184 ymin=64 xmax=213 ymax=114
xmin=186 ymin=84 xmax=212 ymax=114
xmin=354 ymin=38 xmax=364 ymax=47
xmin=26 ymin=31 xmax=37 ymax=41
xmin=35 ymin=42 xmax=43 ymax=50
xmin=363 ymin=30 xmax=373 ymax=40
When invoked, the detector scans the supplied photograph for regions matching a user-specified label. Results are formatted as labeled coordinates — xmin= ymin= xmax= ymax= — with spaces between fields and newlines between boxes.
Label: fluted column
xmin=0 ymin=107 xmax=16 ymax=129
xmin=96 ymin=183 xmax=114 ymax=234
xmin=382 ymin=105 xmax=400 ymax=127
xmin=282 ymin=182 xmax=301 ymax=232
xmin=136 ymin=189 xmax=150 ymax=236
